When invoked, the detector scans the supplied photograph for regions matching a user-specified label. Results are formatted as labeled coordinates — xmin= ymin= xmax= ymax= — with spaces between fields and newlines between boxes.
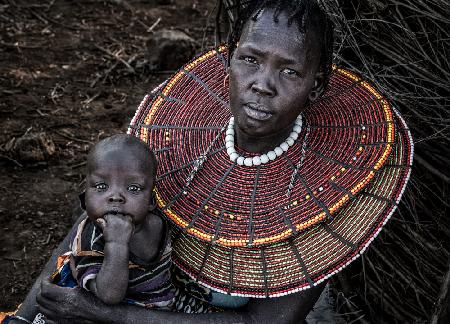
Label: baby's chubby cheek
xmin=84 ymin=199 xmax=104 ymax=221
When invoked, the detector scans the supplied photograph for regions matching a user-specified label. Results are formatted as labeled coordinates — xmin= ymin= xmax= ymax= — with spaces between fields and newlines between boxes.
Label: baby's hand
xmin=96 ymin=214 xmax=134 ymax=244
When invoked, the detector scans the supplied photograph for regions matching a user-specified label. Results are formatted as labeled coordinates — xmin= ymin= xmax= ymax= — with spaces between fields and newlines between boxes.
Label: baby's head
xmin=84 ymin=134 xmax=157 ymax=226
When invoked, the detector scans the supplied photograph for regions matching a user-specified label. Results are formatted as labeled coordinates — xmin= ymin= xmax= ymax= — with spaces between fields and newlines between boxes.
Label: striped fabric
xmin=70 ymin=216 xmax=175 ymax=308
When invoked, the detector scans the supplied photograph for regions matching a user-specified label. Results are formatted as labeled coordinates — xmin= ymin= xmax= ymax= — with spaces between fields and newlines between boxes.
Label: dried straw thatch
xmin=319 ymin=1 xmax=450 ymax=322
xmin=218 ymin=0 xmax=450 ymax=322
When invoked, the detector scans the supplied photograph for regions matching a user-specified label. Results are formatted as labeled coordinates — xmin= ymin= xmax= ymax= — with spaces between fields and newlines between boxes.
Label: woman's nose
xmin=251 ymin=70 xmax=276 ymax=97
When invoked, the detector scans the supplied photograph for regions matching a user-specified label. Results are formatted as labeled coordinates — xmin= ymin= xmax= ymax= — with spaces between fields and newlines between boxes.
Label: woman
xmin=9 ymin=0 xmax=413 ymax=323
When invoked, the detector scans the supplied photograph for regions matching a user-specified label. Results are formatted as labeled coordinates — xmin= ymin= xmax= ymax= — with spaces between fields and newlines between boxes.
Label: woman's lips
xmin=243 ymin=103 xmax=273 ymax=121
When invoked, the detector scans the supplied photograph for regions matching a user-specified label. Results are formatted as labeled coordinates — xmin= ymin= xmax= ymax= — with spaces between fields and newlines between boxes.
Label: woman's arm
xmin=11 ymin=213 xmax=86 ymax=323
xmin=18 ymin=210 xmax=324 ymax=323
xmin=36 ymin=277 xmax=325 ymax=324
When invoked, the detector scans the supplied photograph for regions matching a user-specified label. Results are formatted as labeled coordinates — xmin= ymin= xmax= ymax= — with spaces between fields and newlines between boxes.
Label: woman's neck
xmin=234 ymin=123 xmax=294 ymax=154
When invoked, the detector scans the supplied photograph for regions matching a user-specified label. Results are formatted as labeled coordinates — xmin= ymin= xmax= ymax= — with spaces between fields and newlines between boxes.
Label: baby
xmin=63 ymin=134 xmax=174 ymax=308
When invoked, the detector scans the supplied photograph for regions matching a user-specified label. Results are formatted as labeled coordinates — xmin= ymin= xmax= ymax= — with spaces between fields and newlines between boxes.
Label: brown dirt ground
xmin=0 ymin=0 xmax=216 ymax=311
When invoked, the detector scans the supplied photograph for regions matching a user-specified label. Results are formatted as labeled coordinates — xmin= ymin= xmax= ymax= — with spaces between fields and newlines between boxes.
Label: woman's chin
xmin=234 ymin=115 xmax=271 ymax=134
xmin=237 ymin=122 xmax=270 ymax=139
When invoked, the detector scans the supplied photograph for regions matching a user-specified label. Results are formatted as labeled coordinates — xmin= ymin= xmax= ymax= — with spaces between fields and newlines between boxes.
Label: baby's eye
xmin=94 ymin=183 xmax=108 ymax=190
xmin=127 ymin=184 xmax=142 ymax=193
xmin=281 ymin=68 xmax=300 ymax=78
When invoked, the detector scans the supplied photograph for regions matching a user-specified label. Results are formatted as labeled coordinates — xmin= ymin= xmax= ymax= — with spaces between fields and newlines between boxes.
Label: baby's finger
xmin=96 ymin=218 xmax=106 ymax=229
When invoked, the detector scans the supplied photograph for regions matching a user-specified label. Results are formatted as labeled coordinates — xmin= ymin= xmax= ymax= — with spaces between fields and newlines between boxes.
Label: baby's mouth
xmin=105 ymin=208 xmax=125 ymax=217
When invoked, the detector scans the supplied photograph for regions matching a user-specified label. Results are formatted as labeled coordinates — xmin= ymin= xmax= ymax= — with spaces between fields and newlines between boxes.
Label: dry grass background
xmin=319 ymin=1 xmax=449 ymax=322
xmin=221 ymin=0 xmax=449 ymax=322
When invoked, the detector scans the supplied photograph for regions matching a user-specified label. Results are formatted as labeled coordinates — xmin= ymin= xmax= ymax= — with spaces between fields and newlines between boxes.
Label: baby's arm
xmin=88 ymin=214 xmax=133 ymax=305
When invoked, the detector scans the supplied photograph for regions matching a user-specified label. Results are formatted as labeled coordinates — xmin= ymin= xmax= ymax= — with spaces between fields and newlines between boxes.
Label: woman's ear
xmin=224 ymin=70 xmax=230 ymax=88
xmin=309 ymin=72 xmax=325 ymax=102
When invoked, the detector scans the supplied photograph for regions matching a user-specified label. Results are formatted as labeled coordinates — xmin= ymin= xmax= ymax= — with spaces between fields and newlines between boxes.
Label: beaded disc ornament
xmin=128 ymin=46 xmax=413 ymax=297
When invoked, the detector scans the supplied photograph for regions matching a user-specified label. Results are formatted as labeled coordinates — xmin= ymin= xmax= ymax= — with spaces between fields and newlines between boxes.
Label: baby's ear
xmin=78 ymin=191 xmax=86 ymax=210
xmin=148 ymin=194 xmax=157 ymax=212
xmin=309 ymin=72 xmax=326 ymax=102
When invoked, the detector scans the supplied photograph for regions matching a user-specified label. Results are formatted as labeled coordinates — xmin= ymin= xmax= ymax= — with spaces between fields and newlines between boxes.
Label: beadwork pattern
xmin=170 ymin=108 xmax=413 ymax=297
xmin=128 ymin=47 xmax=413 ymax=297
xmin=128 ymin=46 xmax=397 ymax=247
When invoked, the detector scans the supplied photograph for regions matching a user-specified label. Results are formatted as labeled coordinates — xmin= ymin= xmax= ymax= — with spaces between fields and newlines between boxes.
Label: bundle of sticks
xmin=322 ymin=1 xmax=449 ymax=322
xmin=219 ymin=0 xmax=450 ymax=322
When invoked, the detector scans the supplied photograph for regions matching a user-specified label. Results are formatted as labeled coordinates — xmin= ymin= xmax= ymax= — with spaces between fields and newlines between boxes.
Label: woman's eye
xmin=281 ymin=68 xmax=300 ymax=77
xmin=94 ymin=183 xmax=108 ymax=190
xmin=128 ymin=185 xmax=142 ymax=192
xmin=242 ymin=56 xmax=257 ymax=64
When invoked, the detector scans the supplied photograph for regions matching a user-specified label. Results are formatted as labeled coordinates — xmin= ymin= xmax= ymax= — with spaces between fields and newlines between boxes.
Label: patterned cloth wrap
xmin=172 ymin=266 xmax=221 ymax=313
xmin=61 ymin=215 xmax=176 ymax=309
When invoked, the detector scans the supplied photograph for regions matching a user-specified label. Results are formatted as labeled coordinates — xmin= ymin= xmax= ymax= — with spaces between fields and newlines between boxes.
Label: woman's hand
xmin=35 ymin=271 xmax=325 ymax=324
xmin=36 ymin=277 xmax=101 ymax=324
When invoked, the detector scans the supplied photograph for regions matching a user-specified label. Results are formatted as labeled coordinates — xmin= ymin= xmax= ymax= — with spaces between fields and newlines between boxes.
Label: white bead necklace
xmin=225 ymin=115 xmax=303 ymax=166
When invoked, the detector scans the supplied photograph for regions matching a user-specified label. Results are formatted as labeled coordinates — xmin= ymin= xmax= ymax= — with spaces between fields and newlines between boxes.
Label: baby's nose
xmin=108 ymin=193 xmax=125 ymax=203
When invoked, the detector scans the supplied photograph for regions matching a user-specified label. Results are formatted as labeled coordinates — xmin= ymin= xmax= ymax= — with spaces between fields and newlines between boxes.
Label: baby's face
xmin=85 ymin=148 xmax=155 ymax=226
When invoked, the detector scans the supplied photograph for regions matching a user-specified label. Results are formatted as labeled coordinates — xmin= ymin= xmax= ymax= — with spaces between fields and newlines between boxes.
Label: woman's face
xmin=229 ymin=8 xmax=321 ymax=142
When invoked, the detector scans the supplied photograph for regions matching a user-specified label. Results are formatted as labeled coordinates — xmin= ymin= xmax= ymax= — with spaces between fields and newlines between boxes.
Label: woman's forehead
xmin=238 ymin=9 xmax=313 ymax=65
xmin=242 ymin=8 xmax=304 ymax=39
